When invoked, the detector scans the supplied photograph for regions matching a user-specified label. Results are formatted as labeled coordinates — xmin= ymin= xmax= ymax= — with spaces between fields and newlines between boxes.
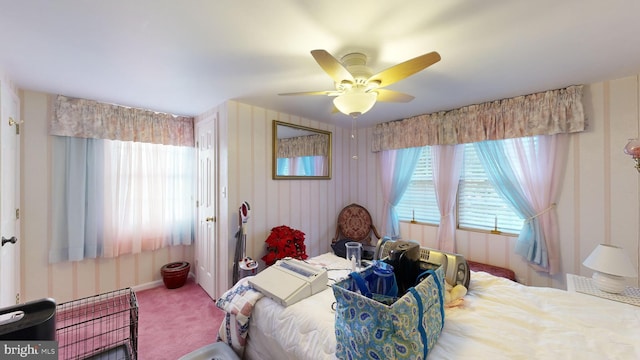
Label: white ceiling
xmin=1 ymin=0 xmax=640 ymax=129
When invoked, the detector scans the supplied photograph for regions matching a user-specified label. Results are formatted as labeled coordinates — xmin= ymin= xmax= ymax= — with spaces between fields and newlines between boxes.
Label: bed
xmin=223 ymin=252 xmax=640 ymax=360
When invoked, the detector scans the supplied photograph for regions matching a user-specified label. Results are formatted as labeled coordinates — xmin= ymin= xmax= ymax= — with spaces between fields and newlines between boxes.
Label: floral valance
xmin=372 ymin=85 xmax=585 ymax=152
xmin=50 ymin=95 xmax=195 ymax=147
xmin=277 ymin=134 xmax=329 ymax=158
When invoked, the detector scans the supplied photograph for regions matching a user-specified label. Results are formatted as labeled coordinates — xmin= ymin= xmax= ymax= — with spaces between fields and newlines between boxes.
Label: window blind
xmin=458 ymin=143 xmax=524 ymax=234
xmin=396 ymin=147 xmax=440 ymax=224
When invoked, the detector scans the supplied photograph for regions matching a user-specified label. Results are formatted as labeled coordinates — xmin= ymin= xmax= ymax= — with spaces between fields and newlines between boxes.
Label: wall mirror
xmin=273 ymin=120 xmax=332 ymax=179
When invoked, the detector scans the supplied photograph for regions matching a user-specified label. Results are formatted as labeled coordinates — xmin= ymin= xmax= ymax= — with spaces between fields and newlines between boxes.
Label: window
xmin=103 ymin=140 xmax=195 ymax=245
xmin=458 ymin=143 xmax=524 ymax=233
xmin=50 ymin=136 xmax=195 ymax=263
xmin=397 ymin=142 xmax=524 ymax=234
xmin=395 ymin=147 xmax=439 ymax=224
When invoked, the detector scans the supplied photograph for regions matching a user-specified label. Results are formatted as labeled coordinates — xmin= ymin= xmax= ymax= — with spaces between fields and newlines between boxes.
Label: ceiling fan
xmin=279 ymin=49 xmax=441 ymax=117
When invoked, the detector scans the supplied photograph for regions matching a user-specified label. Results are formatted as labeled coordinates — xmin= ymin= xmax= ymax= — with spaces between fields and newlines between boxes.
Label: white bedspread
xmin=243 ymin=253 xmax=640 ymax=360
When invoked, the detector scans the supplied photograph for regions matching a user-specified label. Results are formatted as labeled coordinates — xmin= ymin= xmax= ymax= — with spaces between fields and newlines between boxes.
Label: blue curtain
xmin=474 ymin=140 xmax=548 ymax=269
xmin=380 ymin=147 xmax=423 ymax=238
xmin=50 ymin=137 xmax=105 ymax=262
xmin=276 ymin=158 xmax=289 ymax=175
xmin=301 ymin=156 xmax=314 ymax=176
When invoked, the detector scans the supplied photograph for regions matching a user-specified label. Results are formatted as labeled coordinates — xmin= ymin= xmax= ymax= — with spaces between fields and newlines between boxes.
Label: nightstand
xmin=566 ymin=273 xmax=640 ymax=306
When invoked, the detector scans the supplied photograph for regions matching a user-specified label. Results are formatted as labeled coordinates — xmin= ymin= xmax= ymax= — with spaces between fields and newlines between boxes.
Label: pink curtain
xmin=372 ymin=85 xmax=584 ymax=151
xmin=49 ymin=95 xmax=195 ymax=261
xmin=379 ymin=148 xmax=422 ymax=238
xmin=314 ymin=156 xmax=326 ymax=176
xmin=510 ymin=134 xmax=568 ymax=274
xmin=290 ymin=158 xmax=300 ymax=176
xmin=379 ymin=150 xmax=397 ymax=237
xmin=432 ymin=145 xmax=464 ymax=252
xmin=102 ymin=140 xmax=195 ymax=257
xmin=52 ymin=95 xmax=194 ymax=146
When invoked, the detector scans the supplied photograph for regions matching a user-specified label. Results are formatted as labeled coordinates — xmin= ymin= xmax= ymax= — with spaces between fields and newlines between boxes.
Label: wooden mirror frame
xmin=272 ymin=120 xmax=332 ymax=180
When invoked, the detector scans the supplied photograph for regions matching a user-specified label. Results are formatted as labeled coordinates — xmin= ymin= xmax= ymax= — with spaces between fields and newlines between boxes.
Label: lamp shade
xmin=333 ymin=91 xmax=377 ymax=117
xmin=624 ymin=138 xmax=640 ymax=158
xmin=583 ymin=244 xmax=638 ymax=278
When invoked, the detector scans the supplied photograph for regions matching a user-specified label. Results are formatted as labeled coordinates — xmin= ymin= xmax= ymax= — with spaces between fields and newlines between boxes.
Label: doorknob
xmin=206 ymin=217 xmax=216 ymax=222
xmin=2 ymin=236 xmax=17 ymax=246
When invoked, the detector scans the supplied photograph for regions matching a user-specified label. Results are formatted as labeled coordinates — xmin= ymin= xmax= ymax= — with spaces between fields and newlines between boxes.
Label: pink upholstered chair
xmin=332 ymin=203 xmax=381 ymax=247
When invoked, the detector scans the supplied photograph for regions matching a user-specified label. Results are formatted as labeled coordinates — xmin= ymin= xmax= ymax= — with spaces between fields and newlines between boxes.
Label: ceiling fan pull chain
xmin=351 ymin=117 xmax=358 ymax=160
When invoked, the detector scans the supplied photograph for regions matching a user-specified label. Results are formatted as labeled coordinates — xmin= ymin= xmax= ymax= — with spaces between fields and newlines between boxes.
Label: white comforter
xmin=243 ymin=253 xmax=640 ymax=360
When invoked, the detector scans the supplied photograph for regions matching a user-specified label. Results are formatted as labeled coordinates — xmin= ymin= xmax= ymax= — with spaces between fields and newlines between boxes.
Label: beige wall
xmin=214 ymin=101 xmax=372 ymax=291
xmin=222 ymin=100 xmax=384 ymax=258
xmin=195 ymin=100 xmax=388 ymax=295
xmin=17 ymin=74 xmax=640 ymax=303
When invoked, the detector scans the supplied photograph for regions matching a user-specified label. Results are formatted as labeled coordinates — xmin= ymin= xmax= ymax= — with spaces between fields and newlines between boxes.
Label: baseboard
xmin=132 ymin=272 xmax=196 ymax=293
xmin=132 ymin=280 xmax=163 ymax=292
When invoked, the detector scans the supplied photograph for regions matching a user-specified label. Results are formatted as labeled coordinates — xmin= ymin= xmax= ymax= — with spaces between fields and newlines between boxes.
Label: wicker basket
xmin=161 ymin=262 xmax=190 ymax=289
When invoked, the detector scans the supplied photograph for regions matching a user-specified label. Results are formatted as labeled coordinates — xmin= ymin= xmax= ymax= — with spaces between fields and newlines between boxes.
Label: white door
xmin=195 ymin=115 xmax=217 ymax=299
xmin=0 ymin=84 xmax=21 ymax=307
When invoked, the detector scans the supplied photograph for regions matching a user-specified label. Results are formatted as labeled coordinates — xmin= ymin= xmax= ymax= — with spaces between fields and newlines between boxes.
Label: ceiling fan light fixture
xmin=281 ymin=49 xmax=440 ymax=116
xmin=333 ymin=91 xmax=377 ymax=117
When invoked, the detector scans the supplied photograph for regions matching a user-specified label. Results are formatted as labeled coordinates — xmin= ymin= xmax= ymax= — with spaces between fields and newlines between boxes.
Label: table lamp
xmin=583 ymin=244 xmax=638 ymax=293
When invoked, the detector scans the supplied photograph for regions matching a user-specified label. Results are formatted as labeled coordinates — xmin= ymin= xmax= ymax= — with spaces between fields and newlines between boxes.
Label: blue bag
xmin=348 ymin=260 xmax=399 ymax=304
xmin=332 ymin=265 xmax=445 ymax=360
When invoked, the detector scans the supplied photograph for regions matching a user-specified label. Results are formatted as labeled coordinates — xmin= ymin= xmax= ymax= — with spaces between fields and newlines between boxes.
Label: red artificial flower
xmin=261 ymin=225 xmax=308 ymax=266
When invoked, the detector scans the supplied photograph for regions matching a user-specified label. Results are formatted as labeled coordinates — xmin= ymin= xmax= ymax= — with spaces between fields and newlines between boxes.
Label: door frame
xmin=195 ymin=114 xmax=217 ymax=299
xmin=0 ymin=81 xmax=21 ymax=307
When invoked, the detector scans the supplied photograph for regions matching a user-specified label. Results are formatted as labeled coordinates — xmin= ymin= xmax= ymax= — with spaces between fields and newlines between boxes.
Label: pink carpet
xmin=136 ymin=278 xmax=226 ymax=359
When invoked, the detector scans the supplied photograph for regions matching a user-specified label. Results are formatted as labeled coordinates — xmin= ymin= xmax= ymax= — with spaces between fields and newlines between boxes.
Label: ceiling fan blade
xmin=278 ymin=90 xmax=339 ymax=96
xmin=367 ymin=51 xmax=441 ymax=88
xmin=311 ymin=49 xmax=355 ymax=84
xmin=375 ymin=89 xmax=415 ymax=103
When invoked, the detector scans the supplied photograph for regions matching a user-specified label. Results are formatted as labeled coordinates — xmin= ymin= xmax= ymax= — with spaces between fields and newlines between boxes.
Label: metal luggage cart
xmin=56 ymin=288 xmax=138 ymax=360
